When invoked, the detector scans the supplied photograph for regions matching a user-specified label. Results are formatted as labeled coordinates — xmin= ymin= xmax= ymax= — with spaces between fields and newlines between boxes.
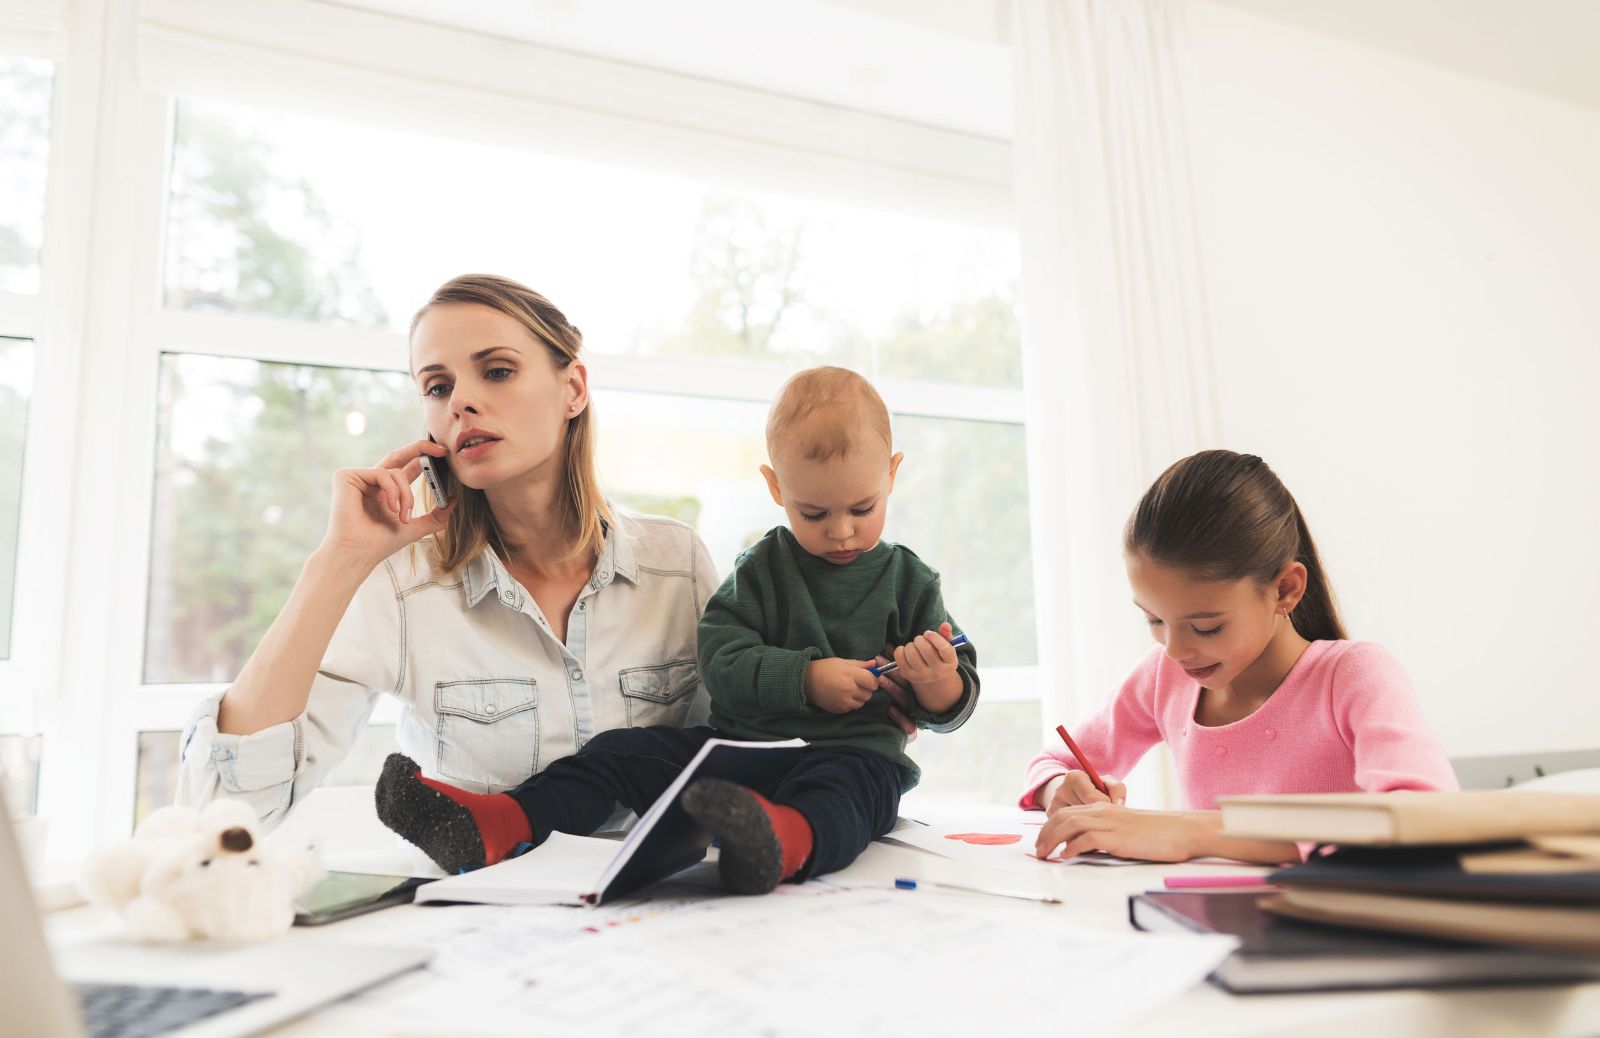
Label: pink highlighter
xmin=1162 ymin=874 xmax=1271 ymax=889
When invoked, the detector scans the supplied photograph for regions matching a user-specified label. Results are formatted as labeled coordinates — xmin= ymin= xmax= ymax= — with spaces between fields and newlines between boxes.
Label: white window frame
xmin=35 ymin=0 xmax=1039 ymax=855
xmin=0 ymin=1 xmax=81 ymax=790
xmin=0 ymin=290 xmax=47 ymax=740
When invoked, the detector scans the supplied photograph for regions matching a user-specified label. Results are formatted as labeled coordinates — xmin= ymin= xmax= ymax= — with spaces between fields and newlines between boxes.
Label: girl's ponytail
xmin=1287 ymin=504 xmax=1348 ymax=642
xmin=1126 ymin=450 xmax=1349 ymax=641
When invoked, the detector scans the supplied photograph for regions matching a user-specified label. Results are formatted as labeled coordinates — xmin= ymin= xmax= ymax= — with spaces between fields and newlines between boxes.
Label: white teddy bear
xmin=80 ymin=799 xmax=322 ymax=942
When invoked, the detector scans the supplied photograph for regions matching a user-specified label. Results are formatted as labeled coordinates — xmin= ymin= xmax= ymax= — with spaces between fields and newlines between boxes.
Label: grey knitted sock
xmin=680 ymin=778 xmax=786 ymax=895
xmin=374 ymin=752 xmax=488 ymax=873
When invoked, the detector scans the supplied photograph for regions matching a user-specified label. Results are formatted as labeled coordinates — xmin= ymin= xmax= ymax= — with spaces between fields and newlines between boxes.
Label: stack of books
xmin=1220 ymin=791 xmax=1600 ymax=956
xmin=1128 ymin=884 xmax=1600 ymax=994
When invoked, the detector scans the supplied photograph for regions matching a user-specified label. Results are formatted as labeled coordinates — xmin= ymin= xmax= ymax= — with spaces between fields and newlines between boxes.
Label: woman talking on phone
xmin=177 ymin=274 xmax=727 ymax=825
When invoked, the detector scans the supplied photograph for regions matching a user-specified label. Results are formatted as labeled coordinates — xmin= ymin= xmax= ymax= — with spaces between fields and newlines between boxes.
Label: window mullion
xmin=35 ymin=0 xmax=169 ymax=856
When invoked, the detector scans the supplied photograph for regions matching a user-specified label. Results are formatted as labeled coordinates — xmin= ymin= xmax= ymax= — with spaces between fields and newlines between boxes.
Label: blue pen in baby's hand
xmin=870 ymin=633 xmax=970 ymax=677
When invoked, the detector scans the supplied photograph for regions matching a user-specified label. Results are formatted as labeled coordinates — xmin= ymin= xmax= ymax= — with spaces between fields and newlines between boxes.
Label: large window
xmin=154 ymin=96 xmax=1035 ymax=676
xmin=0 ymin=55 xmax=53 ymax=294
xmin=146 ymin=355 xmax=418 ymax=683
xmin=0 ymin=337 xmax=30 ymax=660
xmin=163 ymin=98 xmax=1023 ymax=386
xmin=1 ymin=52 xmax=53 ymax=660
xmin=34 ymin=10 xmax=1040 ymax=839
xmin=0 ymin=48 xmax=53 ymax=825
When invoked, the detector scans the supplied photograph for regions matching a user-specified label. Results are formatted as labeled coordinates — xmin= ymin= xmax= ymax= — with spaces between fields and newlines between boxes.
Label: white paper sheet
xmin=342 ymin=886 xmax=1235 ymax=1037
xmin=887 ymin=820 xmax=1147 ymax=871
xmin=412 ymin=832 xmax=626 ymax=905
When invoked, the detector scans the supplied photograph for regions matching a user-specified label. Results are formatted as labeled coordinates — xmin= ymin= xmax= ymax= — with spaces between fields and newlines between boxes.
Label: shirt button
xmin=485 ymin=704 xmax=498 ymax=715
xmin=571 ymin=669 xmax=583 ymax=681
xmin=1213 ymin=746 xmax=1228 ymax=758
xmin=578 ymin=602 xmax=585 ymax=611
xmin=1264 ymin=728 xmax=1277 ymax=741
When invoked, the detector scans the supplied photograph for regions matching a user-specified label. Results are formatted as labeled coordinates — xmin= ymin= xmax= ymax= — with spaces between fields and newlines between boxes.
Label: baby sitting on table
xmin=376 ymin=365 xmax=980 ymax=892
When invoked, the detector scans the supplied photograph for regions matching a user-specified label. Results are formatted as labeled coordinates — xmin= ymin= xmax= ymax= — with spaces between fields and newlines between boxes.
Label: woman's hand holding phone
xmin=222 ymin=438 xmax=458 ymax=737
xmin=324 ymin=439 xmax=457 ymax=567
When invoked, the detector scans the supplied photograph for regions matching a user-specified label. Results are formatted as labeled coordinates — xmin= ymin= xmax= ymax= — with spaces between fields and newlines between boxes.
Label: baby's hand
xmin=872 ymin=656 xmax=918 ymax=740
xmin=890 ymin=622 xmax=960 ymax=688
xmin=803 ymin=658 xmax=878 ymax=714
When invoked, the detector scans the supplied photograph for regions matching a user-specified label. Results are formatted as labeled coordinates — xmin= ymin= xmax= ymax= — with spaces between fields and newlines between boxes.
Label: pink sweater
xmin=1020 ymin=640 xmax=1458 ymax=811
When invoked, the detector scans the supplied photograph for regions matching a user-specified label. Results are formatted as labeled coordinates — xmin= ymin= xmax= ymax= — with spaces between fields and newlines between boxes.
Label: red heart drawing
xmin=944 ymin=832 xmax=1022 ymax=846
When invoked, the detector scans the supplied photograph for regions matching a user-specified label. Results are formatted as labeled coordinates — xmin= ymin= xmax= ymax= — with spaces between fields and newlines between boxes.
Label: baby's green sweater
xmin=697 ymin=526 xmax=979 ymax=790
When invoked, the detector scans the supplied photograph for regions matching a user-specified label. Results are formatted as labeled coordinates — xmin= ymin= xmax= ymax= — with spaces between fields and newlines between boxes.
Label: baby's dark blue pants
xmin=505 ymin=725 xmax=903 ymax=879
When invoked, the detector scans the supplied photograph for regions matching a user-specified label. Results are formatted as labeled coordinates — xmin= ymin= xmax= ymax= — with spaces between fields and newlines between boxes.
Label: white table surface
xmin=46 ymin=793 xmax=1600 ymax=1038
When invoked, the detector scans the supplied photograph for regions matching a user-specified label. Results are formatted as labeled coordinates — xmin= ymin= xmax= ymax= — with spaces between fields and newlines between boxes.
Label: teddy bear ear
xmin=202 ymin=799 xmax=260 ymax=832
xmin=135 ymin=804 xmax=202 ymax=840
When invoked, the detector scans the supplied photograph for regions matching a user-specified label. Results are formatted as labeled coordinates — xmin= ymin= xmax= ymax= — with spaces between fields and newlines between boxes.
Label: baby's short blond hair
xmin=766 ymin=366 xmax=893 ymax=465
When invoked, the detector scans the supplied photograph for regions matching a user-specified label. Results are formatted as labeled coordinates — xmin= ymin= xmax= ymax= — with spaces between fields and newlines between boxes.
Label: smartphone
xmin=418 ymin=432 xmax=449 ymax=507
xmin=292 ymin=872 xmax=433 ymax=926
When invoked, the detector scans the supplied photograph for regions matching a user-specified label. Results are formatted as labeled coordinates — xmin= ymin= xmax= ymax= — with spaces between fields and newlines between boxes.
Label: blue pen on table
xmin=894 ymin=877 xmax=1061 ymax=905
xmin=871 ymin=633 xmax=970 ymax=676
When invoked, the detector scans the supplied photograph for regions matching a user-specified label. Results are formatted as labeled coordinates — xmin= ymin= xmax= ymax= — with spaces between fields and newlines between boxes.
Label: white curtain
xmin=1012 ymin=0 xmax=1220 ymax=734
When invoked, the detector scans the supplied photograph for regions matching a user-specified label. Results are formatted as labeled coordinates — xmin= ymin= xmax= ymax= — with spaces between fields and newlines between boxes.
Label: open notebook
xmin=416 ymin=737 xmax=806 ymax=907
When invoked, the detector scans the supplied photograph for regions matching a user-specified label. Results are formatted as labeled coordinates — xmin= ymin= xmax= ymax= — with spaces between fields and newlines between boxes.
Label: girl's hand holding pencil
xmin=1034 ymin=722 xmax=1205 ymax=863
xmin=1036 ymin=724 xmax=1126 ymax=811
xmin=1033 ymin=802 xmax=1211 ymax=864
xmin=1038 ymin=770 xmax=1128 ymax=812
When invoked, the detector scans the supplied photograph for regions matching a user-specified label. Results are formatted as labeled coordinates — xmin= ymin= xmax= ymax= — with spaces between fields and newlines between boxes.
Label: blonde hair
xmin=411 ymin=274 xmax=613 ymax=574
xmin=765 ymin=366 xmax=892 ymax=465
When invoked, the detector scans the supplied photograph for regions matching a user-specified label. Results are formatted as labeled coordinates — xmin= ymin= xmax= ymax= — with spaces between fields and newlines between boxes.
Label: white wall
xmin=1185 ymin=1 xmax=1600 ymax=757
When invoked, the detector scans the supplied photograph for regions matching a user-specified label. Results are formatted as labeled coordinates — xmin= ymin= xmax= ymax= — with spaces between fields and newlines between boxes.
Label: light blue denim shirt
xmin=177 ymin=511 xmax=718 ymax=828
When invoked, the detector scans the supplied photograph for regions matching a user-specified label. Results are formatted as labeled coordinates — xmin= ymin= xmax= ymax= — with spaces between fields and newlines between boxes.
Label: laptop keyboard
xmin=72 ymin=981 xmax=272 ymax=1038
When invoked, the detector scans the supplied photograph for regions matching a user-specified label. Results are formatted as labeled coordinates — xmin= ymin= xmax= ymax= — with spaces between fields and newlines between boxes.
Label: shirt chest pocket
xmin=434 ymin=678 xmax=540 ymax=788
xmin=618 ymin=659 xmax=700 ymax=729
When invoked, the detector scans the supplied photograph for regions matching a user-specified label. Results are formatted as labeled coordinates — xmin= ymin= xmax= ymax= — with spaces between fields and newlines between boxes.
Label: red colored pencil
xmin=1055 ymin=724 xmax=1109 ymax=796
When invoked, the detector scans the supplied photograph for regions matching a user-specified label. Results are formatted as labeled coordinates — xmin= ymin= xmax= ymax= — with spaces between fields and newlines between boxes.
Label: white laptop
xmin=1 ymin=793 xmax=431 ymax=1038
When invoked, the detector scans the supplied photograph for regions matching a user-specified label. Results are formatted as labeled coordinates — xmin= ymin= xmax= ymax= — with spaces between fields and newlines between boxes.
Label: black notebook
xmin=1268 ymin=846 xmax=1600 ymax=903
xmin=1129 ymin=891 xmax=1600 ymax=994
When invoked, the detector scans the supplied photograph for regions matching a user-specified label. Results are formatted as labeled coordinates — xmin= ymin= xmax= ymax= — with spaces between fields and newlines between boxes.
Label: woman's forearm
xmin=216 ymin=548 xmax=374 ymax=735
xmin=1183 ymin=810 xmax=1300 ymax=865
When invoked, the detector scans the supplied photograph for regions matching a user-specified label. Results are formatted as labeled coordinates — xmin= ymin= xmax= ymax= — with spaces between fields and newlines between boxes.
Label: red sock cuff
xmin=749 ymin=791 xmax=814 ymax=881
xmin=418 ymin=775 xmax=533 ymax=865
